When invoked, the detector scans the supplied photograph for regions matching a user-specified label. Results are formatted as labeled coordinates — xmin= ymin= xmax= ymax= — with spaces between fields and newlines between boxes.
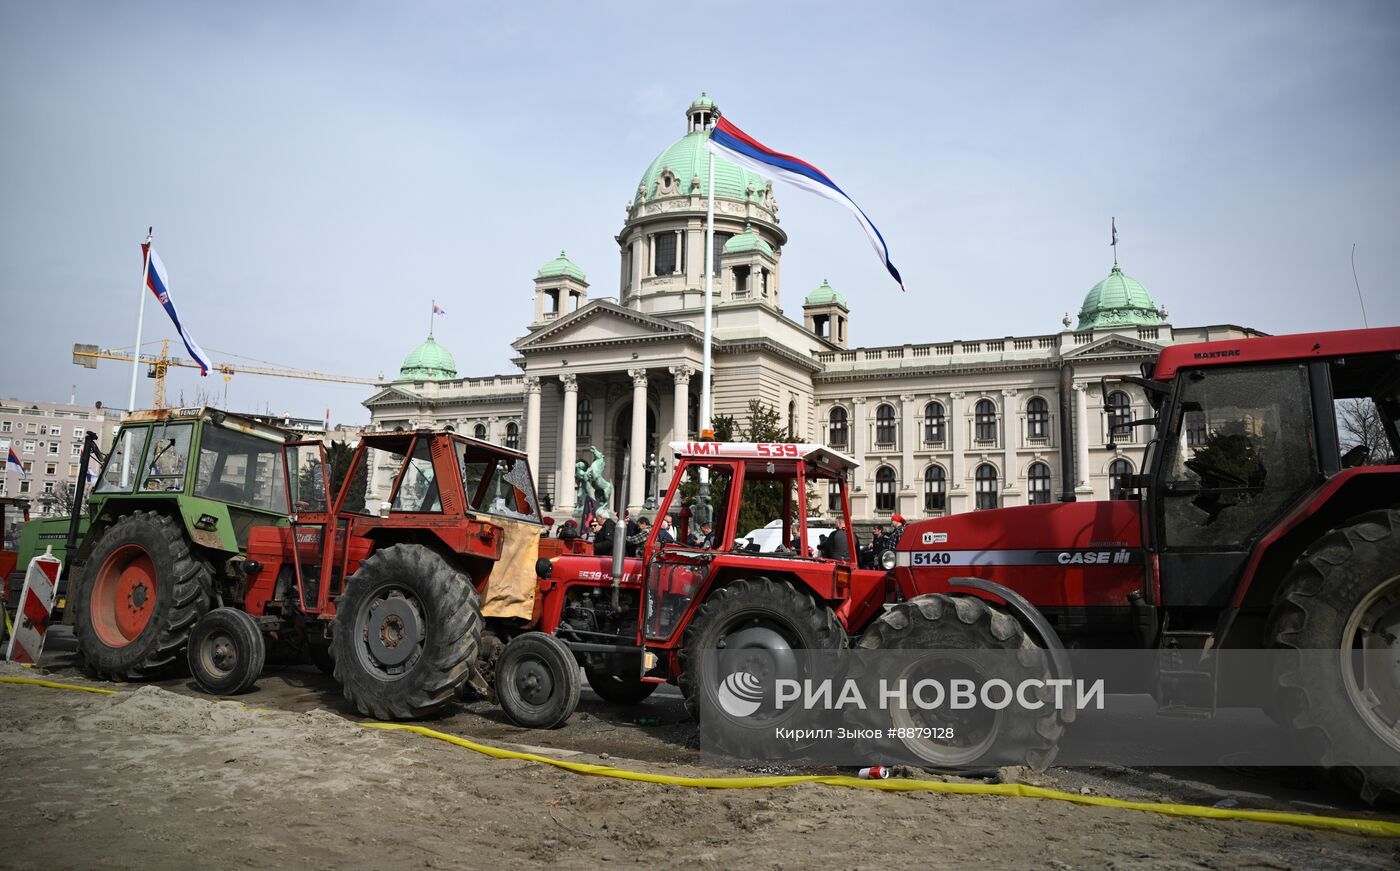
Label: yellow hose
xmin=4 ymin=675 xmax=1398 ymax=837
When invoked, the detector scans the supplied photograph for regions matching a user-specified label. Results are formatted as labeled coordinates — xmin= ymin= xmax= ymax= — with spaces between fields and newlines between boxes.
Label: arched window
xmin=1109 ymin=459 xmax=1138 ymax=501
xmin=1107 ymin=391 xmax=1132 ymax=440
xmin=1027 ymin=462 xmax=1052 ymax=505
xmin=974 ymin=399 xmax=997 ymax=443
xmin=473 ymin=423 xmax=487 ymax=440
xmin=828 ymin=479 xmax=842 ymax=511
xmin=577 ymin=396 xmax=592 ymax=439
xmin=828 ymin=406 xmax=849 ymax=448
xmin=443 ymin=424 xmax=455 ymax=433
xmin=923 ymin=465 xmax=946 ymax=512
xmin=924 ymin=401 xmax=945 ymax=445
xmin=788 ymin=399 xmax=797 ymax=439
xmin=505 ymin=422 xmax=519 ymax=450
xmin=1027 ymin=397 xmax=1049 ymax=441
xmin=875 ymin=466 xmax=897 ymax=512
xmin=875 ymin=403 xmax=896 ymax=446
xmin=975 ymin=463 xmax=998 ymax=510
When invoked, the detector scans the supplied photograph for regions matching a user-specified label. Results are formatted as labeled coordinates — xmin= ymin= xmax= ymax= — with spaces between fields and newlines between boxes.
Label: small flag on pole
xmin=141 ymin=243 xmax=212 ymax=376
xmin=433 ymin=303 xmax=448 ymax=318
xmin=707 ymin=116 xmax=905 ymax=291
xmin=7 ymin=447 xmax=26 ymax=478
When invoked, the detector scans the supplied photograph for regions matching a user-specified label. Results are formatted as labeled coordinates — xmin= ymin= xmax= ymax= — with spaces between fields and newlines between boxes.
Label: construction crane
xmin=73 ymin=341 xmax=380 ymax=409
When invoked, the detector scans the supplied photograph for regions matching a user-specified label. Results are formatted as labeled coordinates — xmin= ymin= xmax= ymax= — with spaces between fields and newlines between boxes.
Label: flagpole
xmin=430 ymin=299 xmax=435 ymax=337
xmin=128 ymin=227 xmax=153 ymax=412
xmin=702 ymin=148 xmax=715 ymax=434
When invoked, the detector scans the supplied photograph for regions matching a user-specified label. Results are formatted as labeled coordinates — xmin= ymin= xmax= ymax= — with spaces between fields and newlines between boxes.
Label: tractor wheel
xmin=308 ymin=642 xmax=335 ymax=676
xmin=73 ymin=511 xmax=211 ymax=679
xmin=331 ymin=544 xmax=481 ymax=720
xmin=678 ymin=577 xmax=846 ymax=718
xmin=585 ymin=667 xmax=658 ymax=705
xmin=497 ymin=632 xmax=581 ymax=728
xmin=188 ymin=607 xmax=266 ymax=695
xmin=858 ymin=594 xmax=1064 ymax=771
xmin=1268 ymin=508 xmax=1400 ymax=804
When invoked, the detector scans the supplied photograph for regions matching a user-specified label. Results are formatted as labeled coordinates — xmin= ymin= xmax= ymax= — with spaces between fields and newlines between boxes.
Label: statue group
xmin=574 ymin=445 xmax=613 ymax=514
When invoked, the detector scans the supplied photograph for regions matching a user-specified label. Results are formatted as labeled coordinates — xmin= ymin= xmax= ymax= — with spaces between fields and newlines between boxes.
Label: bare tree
xmin=1335 ymin=399 xmax=1394 ymax=465
xmin=37 ymin=480 xmax=77 ymax=516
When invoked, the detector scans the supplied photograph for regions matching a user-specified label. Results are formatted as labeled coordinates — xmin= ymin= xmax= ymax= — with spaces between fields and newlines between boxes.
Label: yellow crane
xmin=73 ymin=341 xmax=379 ymax=409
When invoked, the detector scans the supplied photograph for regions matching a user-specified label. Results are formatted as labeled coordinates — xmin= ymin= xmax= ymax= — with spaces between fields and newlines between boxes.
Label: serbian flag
xmin=141 ymin=243 xmax=212 ymax=375
xmin=433 ymin=303 xmax=448 ymax=318
xmin=6 ymin=447 xmax=25 ymax=478
xmin=707 ymin=116 xmax=905 ymax=291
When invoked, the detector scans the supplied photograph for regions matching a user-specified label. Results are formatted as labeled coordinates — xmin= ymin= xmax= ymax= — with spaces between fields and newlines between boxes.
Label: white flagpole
xmin=128 ymin=227 xmax=153 ymax=412
xmin=702 ymin=148 xmax=715 ymax=434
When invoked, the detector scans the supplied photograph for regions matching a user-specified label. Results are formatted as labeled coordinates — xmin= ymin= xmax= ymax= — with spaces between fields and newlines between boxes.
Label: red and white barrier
xmin=5 ymin=550 xmax=62 ymax=664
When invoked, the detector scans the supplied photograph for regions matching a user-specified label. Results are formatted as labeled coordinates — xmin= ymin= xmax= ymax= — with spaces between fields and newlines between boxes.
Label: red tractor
xmin=893 ymin=326 xmax=1400 ymax=801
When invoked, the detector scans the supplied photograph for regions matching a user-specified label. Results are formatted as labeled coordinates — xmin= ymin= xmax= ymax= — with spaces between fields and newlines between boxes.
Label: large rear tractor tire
xmin=73 ymin=511 xmax=211 ymax=679
xmin=1268 ymin=509 xmax=1400 ymax=804
xmin=678 ymin=577 xmax=846 ymax=718
xmin=858 ymin=594 xmax=1064 ymax=771
xmin=331 ymin=544 xmax=481 ymax=720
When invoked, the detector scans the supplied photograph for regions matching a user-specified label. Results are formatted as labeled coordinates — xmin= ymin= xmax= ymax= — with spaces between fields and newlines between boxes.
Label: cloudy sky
xmin=2 ymin=1 xmax=1396 ymax=424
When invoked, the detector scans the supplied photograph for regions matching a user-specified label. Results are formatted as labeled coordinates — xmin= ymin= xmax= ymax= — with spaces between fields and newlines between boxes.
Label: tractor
xmin=214 ymin=429 xmax=903 ymax=730
xmin=55 ymin=407 xmax=295 ymax=678
xmin=892 ymin=326 xmax=1400 ymax=801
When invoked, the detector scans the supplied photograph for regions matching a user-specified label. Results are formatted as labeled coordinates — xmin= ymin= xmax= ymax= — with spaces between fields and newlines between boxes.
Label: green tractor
xmin=22 ymin=407 xmax=294 ymax=677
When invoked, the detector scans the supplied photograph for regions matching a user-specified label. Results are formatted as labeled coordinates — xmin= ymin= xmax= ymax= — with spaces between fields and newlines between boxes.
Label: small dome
xmin=805 ymin=279 xmax=848 ymax=308
xmin=689 ymin=91 xmax=715 ymax=110
xmin=722 ymin=224 xmax=775 ymax=258
xmin=398 ymin=336 xmax=457 ymax=381
xmin=1077 ymin=265 xmax=1162 ymax=330
xmin=537 ymin=250 xmax=586 ymax=282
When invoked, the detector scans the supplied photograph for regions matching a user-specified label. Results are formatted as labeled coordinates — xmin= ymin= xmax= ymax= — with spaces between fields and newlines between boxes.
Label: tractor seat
xmin=205 ymin=482 xmax=246 ymax=503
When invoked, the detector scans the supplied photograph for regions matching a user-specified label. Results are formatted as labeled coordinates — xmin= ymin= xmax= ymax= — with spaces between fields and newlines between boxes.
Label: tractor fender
xmin=947 ymin=577 xmax=1075 ymax=723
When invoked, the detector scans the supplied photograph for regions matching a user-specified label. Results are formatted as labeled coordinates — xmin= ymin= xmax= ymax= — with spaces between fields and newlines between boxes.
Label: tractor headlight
xmin=879 ymin=549 xmax=897 ymax=571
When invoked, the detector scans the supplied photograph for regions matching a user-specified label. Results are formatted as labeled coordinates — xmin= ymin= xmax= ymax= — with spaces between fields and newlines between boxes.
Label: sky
xmin=1 ymin=1 xmax=1397 ymax=425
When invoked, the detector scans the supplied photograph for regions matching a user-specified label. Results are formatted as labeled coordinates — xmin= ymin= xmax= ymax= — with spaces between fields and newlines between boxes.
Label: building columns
xmin=524 ymin=376 xmax=541 ymax=475
xmin=900 ymin=393 xmax=917 ymax=513
xmin=671 ymin=365 xmax=692 ymax=444
xmin=557 ymin=374 xmax=578 ymax=517
xmin=628 ymin=368 xmax=648 ymax=512
xmin=1001 ymin=388 xmax=1020 ymax=505
xmin=1073 ymin=383 xmax=1092 ymax=494
xmin=947 ymin=391 xmax=967 ymax=513
xmin=851 ymin=397 xmax=868 ymax=499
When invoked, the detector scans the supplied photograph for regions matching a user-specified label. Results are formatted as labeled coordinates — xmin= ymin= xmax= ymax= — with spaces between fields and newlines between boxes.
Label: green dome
xmin=805 ymin=279 xmax=848 ymax=308
xmin=636 ymin=104 xmax=770 ymax=203
xmin=1077 ymin=265 xmax=1162 ymax=330
xmin=538 ymin=250 xmax=586 ymax=282
xmin=722 ymin=224 xmax=775 ymax=258
xmin=398 ymin=335 xmax=457 ymax=381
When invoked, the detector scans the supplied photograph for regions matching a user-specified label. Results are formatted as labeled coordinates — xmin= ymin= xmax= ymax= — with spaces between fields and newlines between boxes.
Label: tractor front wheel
xmin=497 ymin=632 xmax=581 ymax=728
xmin=1269 ymin=508 xmax=1400 ymax=804
xmin=858 ymin=594 xmax=1064 ymax=771
xmin=331 ymin=544 xmax=481 ymax=720
xmin=188 ymin=607 xmax=266 ymax=695
xmin=73 ymin=511 xmax=211 ymax=679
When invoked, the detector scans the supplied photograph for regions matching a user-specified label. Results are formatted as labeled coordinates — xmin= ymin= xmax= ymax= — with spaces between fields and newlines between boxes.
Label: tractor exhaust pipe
xmin=610 ymin=448 xmax=630 ymax=611
xmin=1059 ymin=362 xmax=1076 ymax=503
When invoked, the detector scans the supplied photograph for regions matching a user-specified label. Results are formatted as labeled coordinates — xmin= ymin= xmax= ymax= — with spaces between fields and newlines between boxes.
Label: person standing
xmin=657 ymin=513 xmax=677 ymax=545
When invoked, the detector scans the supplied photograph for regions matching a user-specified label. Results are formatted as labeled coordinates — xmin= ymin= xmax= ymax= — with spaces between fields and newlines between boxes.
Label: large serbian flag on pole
xmin=706 ymin=116 xmax=905 ymax=291
xmin=141 ymin=243 xmax=212 ymax=375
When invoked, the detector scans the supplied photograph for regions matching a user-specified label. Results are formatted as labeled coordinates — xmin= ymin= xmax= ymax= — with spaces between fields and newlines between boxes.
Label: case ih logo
xmin=1193 ymin=348 xmax=1241 ymax=359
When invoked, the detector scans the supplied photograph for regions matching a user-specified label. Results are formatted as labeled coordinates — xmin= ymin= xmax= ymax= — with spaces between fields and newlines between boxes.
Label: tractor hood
xmin=893 ymin=500 xmax=1146 ymax=609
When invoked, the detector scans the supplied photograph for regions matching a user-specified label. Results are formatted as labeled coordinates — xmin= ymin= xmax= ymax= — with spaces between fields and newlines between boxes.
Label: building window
xmin=875 ymin=403 xmax=896 ymax=446
xmin=710 ymin=233 xmax=731 ymax=276
xmin=69 ymin=464 xmax=79 ymax=478
xmin=38 ymin=425 xmax=48 ymax=436
xmin=1107 ymin=391 xmax=1132 ymax=441
xmin=473 ymin=423 xmax=487 ymax=440
xmin=45 ymin=463 xmax=56 ymax=476
xmin=975 ymin=463 xmax=998 ymax=510
xmin=0 ymin=422 xmax=9 ymax=433
xmin=923 ymin=465 xmax=946 ymax=512
xmin=828 ymin=406 xmax=848 ymax=448
xmin=1027 ymin=462 xmax=1052 ymax=505
xmin=875 ymin=466 xmax=897 ymax=512
xmin=828 ymin=479 xmax=842 ymax=511
xmin=577 ymin=396 xmax=592 ymax=439
xmin=19 ymin=480 xmax=29 ymax=494
xmin=654 ymin=233 xmax=678 ymax=275
xmin=23 ymin=440 xmax=35 ymax=454
xmin=73 ymin=426 xmax=83 ymax=438
xmin=1185 ymin=411 xmax=1207 ymax=446
xmin=43 ymin=481 xmax=54 ymax=494
xmin=923 ymin=401 xmax=945 ymax=445
xmin=71 ymin=443 xmax=82 ymax=457
xmin=974 ymin=399 xmax=997 ymax=443
xmin=1027 ymin=397 xmax=1049 ymax=441
xmin=48 ymin=442 xmax=58 ymax=454
xmin=1109 ymin=459 xmax=1138 ymax=501
xmin=733 ymin=265 xmax=750 ymax=296
xmin=504 ymin=422 xmax=519 ymax=450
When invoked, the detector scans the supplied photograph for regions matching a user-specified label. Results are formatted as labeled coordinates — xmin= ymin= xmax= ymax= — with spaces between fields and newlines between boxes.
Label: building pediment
xmin=364 ymin=385 xmax=422 ymax=407
xmin=513 ymin=300 xmax=699 ymax=353
xmin=1062 ymin=334 xmax=1161 ymax=359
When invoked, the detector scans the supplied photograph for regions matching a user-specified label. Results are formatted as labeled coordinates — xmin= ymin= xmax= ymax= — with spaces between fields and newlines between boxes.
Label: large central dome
xmin=634 ymin=94 xmax=772 ymax=204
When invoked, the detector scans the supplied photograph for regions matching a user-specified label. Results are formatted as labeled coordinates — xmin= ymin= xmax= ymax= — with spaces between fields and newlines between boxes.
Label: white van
xmin=737 ymin=517 xmax=837 ymax=553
